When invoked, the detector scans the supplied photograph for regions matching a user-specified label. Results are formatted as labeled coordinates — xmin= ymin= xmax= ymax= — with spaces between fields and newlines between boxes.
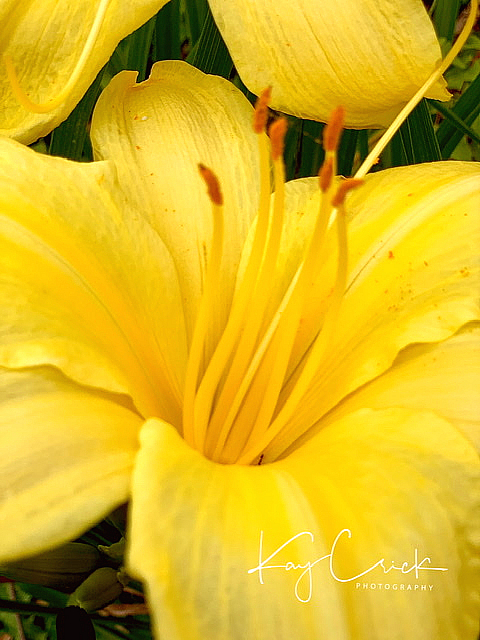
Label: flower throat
xmin=182 ymin=99 xmax=359 ymax=466
xmin=181 ymin=0 xmax=478 ymax=466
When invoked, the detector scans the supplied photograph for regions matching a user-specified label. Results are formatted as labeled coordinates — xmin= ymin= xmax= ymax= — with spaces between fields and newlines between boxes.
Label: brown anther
xmin=253 ymin=87 xmax=272 ymax=134
xmin=323 ymin=106 xmax=345 ymax=152
xmin=331 ymin=178 xmax=363 ymax=207
xmin=319 ymin=156 xmax=334 ymax=192
xmin=198 ymin=164 xmax=223 ymax=206
xmin=268 ymin=117 xmax=288 ymax=161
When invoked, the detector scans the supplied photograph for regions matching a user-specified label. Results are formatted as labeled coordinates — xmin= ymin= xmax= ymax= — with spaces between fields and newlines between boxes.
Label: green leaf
xmin=445 ymin=33 xmax=480 ymax=91
xmin=337 ymin=129 xmax=359 ymax=177
xmin=76 ymin=519 xmax=122 ymax=549
xmin=49 ymin=68 xmax=105 ymax=161
xmin=0 ymin=597 xmax=63 ymax=616
xmin=94 ymin=620 xmax=152 ymax=640
xmin=18 ymin=584 xmax=68 ymax=609
xmin=432 ymin=0 xmax=460 ymax=43
xmin=436 ymin=72 xmax=480 ymax=157
xmin=153 ymin=0 xmax=182 ymax=61
xmin=105 ymin=43 xmax=129 ymax=79
xmin=283 ymin=117 xmax=302 ymax=181
xmin=356 ymin=130 xmax=370 ymax=171
xmin=388 ymin=99 xmax=441 ymax=166
xmin=297 ymin=120 xmax=325 ymax=179
xmin=125 ymin=15 xmax=157 ymax=83
xmin=189 ymin=5 xmax=233 ymax=78
xmin=430 ymin=98 xmax=480 ymax=146
xmin=183 ymin=0 xmax=208 ymax=48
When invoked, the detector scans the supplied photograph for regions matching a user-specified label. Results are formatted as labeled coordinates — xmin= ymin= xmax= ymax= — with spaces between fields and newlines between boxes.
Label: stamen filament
xmin=206 ymin=125 xmax=287 ymax=457
xmin=208 ymin=136 xmax=287 ymax=459
xmin=190 ymin=132 xmax=272 ymax=450
xmin=355 ymin=0 xmax=478 ymax=179
xmin=183 ymin=165 xmax=224 ymax=449
xmin=236 ymin=171 xmax=336 ymax=458
xmin=319 ymin=156 xmax=334 ymax=193
xmin=209 ymin=270 xmax=301 ymax=462
xmin=3 ymin=0 xmax=110 ymax=114
xmin=237 ymin=193 xmax=351 ymax=466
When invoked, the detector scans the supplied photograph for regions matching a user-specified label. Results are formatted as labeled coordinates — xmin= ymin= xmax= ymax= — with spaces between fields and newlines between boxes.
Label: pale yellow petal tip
xmin=198 ymin=163 xmax=223 ymax=205
xmin=253 ymin=87 xmax=272 ymax=134
xmin=323 ymin=106 xmax=345 ymax=152
xmin=268 ymin=117 xmax=288 ymax=161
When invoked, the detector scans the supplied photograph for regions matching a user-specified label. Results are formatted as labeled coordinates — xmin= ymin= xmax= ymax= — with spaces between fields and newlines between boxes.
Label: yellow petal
xmin=128 ymin=410 xmax=480 ymax=640
xmin=317 ymin=324 xmax=480 ymax=452
xmin=91 ymin=61 xmax=260 ymax=349
xmin=0 ymin=137 xmax=187 ymax=423
xmin=208 ymin=0 xmax=450 ymax=127
xmin=0 ymin=0 xmax=169 ymax=144
xmin=268 ymin=162 xmax=480 ymax=457
xmin=0 ymin=366 xmax=141 ymax=563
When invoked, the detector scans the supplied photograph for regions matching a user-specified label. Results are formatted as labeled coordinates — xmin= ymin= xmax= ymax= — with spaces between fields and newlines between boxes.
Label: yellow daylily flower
xmin=0 ymin=61 xmax=479 ymax=639
xmin=1 ymin=0 xmax=450 ymax=143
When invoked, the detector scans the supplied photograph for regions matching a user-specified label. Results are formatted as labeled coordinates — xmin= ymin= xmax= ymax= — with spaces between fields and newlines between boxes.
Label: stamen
xmin=269 ymin=118 xmax=288 ymax=161
xmin=355 ymin=0 xmax=478 ymax=179
xmin=237 ymin=180 xmax=363 ymax=466
xmin=323 ymin=106 xmax=345 ymax=152
xmin=189 ymin=124 xmax=272 ymax=452
xmin=198 ymin=163 xmax=223 ymax=205
xmin=332 ymin=179 xmax=364 ymax=207
xmin=209 ymin=270 xmax=300 ymax=462
xmin=234 ymin=187 xmax=339 ymax=458
xmin=319 ymin=156 xmax=334 ymax=193
xmin=253 ymin=87 xmax=272 ymax=134
xmin=264 ymin=199 xmax=356 ymax=464
xmin=182 ymin=165 xmax=224 ymax=449
xmin=3 ymin=0 xmax=110 ymax=114
xmin=181 ymin=0 xmax=479 ymax=465
xmin=206 ymin=120 xmax=288 ymax=459
xmin=222 ymin=109 xmax=346 ymax=461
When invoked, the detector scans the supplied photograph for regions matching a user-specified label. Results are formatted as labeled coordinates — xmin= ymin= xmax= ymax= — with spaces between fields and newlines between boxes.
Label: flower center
xmin=179 ymin=0 xmax=479 ymax=465
xmin=182 ymin=96 xmax=361 ymax=465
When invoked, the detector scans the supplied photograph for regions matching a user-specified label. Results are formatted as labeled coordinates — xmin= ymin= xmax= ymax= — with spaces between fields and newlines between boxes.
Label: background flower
xmin=1 ymin=0 xmax=450 ymax=143
xmin=207 ymin=0 xmax=450 ymax=127
xmin=0 ymin=0 xmax=169 ymax=143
